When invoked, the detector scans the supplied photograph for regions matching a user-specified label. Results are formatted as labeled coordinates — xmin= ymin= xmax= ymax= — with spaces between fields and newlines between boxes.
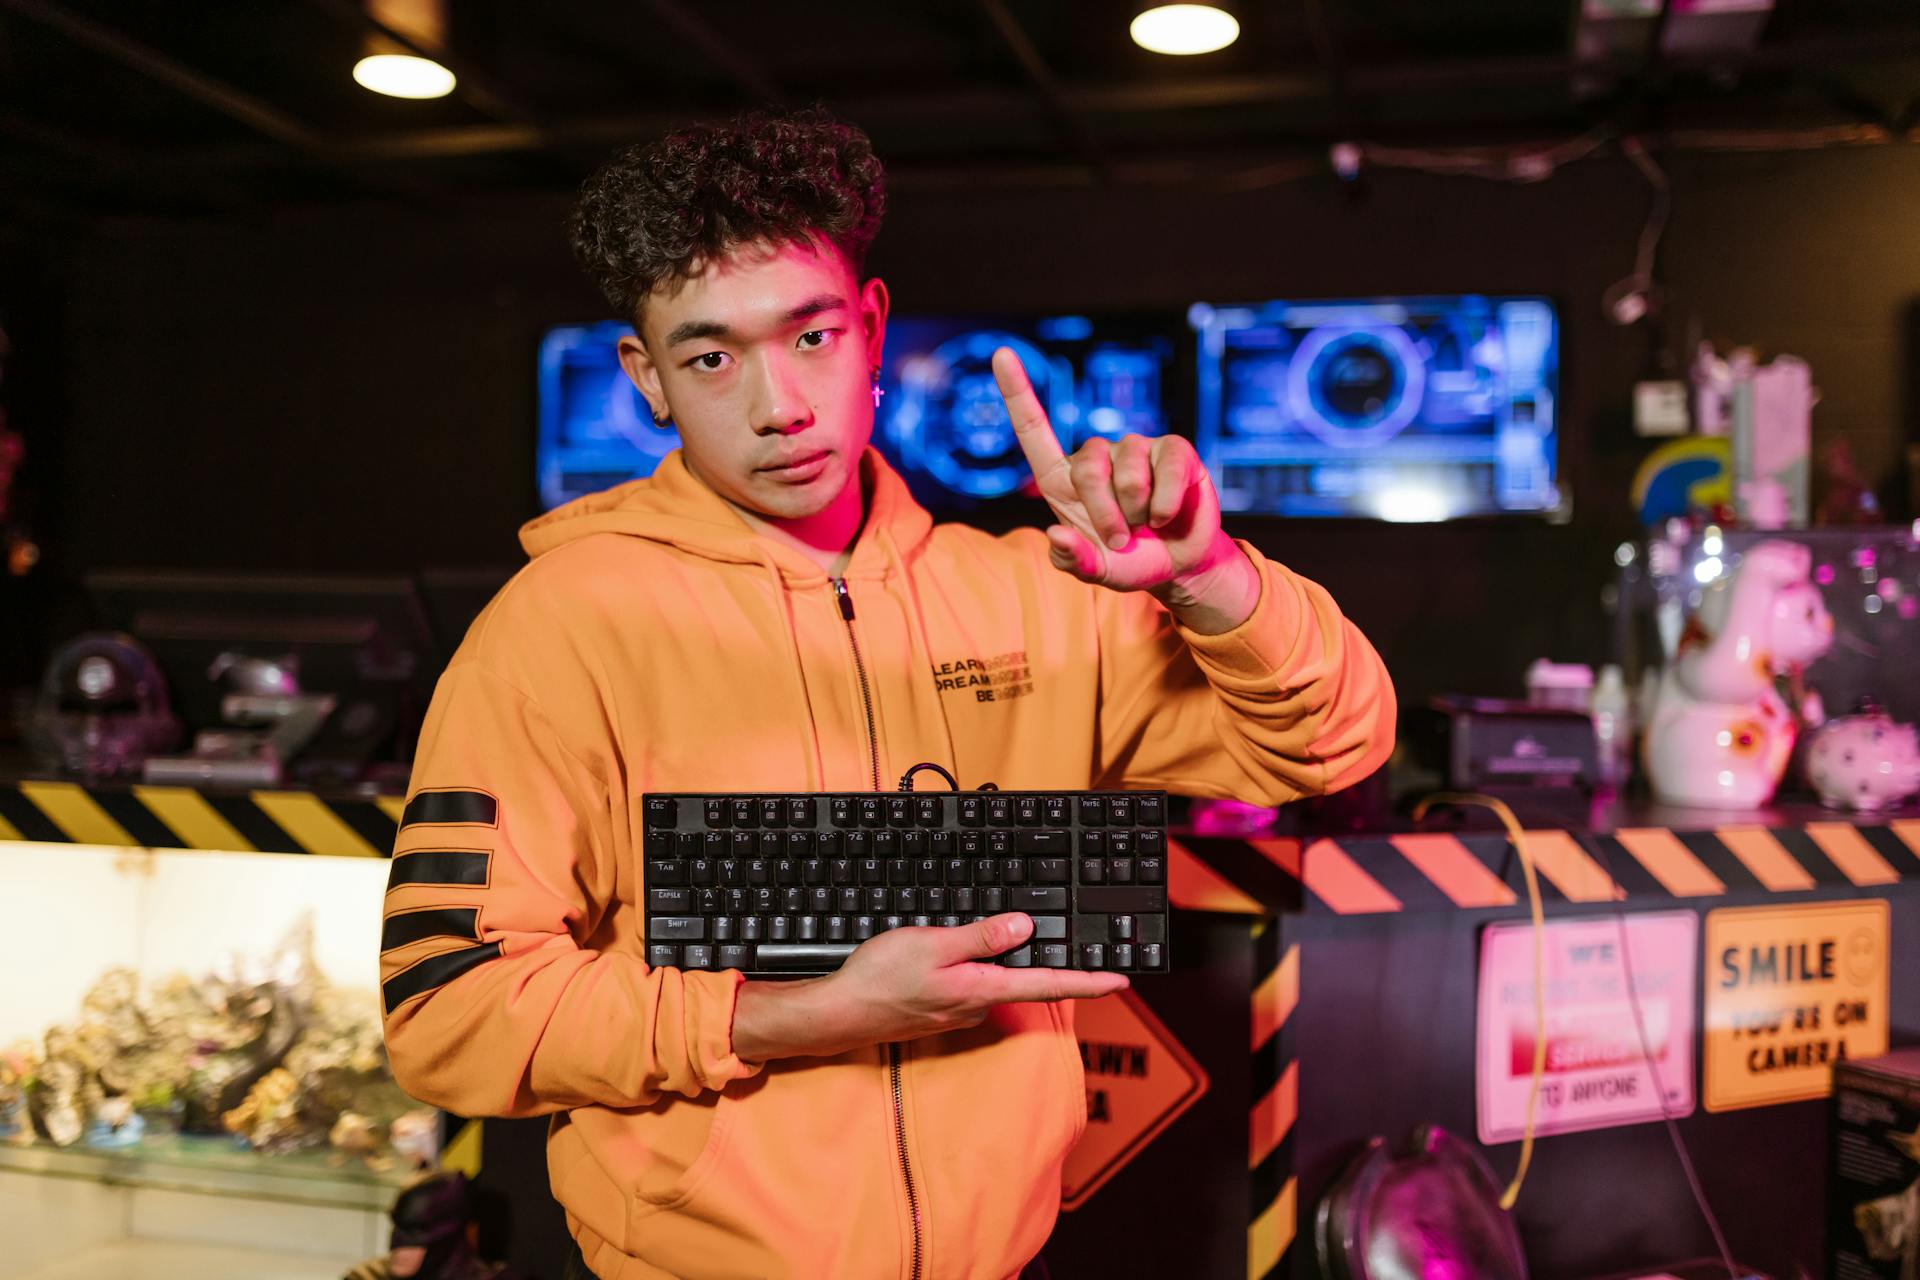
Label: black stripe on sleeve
xmin=382 ymin=907 xmax=481 ymax=952
xmin=383 ymin=942 xmax=503 ymax=1014
xmin=401 ymin=790 xmax=498 ymax=829
xmin=387 ymin=850 xmax=492 ymax=891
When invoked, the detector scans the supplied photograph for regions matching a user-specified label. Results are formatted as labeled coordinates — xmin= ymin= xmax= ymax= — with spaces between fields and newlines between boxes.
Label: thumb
xmin=1045 ymin=524 xmax=1104 ymax=581
xmin=942 ymin=912 xmax=1033 ymax=963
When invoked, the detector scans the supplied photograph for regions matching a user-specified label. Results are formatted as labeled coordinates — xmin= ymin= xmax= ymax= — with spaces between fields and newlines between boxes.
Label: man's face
xmin=620 ymin=238 xmax=889 ymax=522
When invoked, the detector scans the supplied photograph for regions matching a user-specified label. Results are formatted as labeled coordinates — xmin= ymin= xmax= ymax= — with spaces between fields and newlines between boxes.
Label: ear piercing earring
xmin=871 ymin=367 xmax=885 ymax=410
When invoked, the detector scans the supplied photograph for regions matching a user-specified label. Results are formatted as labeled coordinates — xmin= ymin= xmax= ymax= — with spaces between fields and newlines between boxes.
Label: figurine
xmin=1806 ymin=712 xmax=1920 ymax=812
xmin=1644 ymin=539 xmax=1833 ymax=808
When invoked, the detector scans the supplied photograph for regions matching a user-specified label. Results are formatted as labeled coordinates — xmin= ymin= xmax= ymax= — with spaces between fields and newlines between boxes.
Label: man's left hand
xmin=992 ymin=347 xmax=1259 ymax=630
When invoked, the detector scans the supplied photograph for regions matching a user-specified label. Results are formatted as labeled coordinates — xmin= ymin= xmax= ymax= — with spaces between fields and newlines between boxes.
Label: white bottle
xmin=1592 ymin=664 xmax=1632 ymax=788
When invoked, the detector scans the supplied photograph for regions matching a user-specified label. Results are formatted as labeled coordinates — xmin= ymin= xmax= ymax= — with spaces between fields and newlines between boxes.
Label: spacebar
xmin=754 ymin=944 xmax=858 ymax=970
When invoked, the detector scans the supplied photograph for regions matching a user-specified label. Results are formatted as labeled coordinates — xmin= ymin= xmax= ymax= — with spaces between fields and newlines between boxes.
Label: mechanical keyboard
xmin=641 ymin=790 xmax=1170 ymax=976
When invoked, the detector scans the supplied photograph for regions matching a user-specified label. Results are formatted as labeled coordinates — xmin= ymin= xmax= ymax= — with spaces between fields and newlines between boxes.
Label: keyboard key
xmin=944 ymin=858 xmax=970 ymax=885
xmin=1017 ymin=830 xmax=1070 ymax=855
xmin=712 ymin=916 xmax=735 ymax=942
xmin=866 ymin=887 xmax=888 ymax=912
xmin=830 ymin=796 xmax=855 ymax=827
xmin=731 ymin=799 xmax=757 ymax=827
xmin=1039 ymin=944 xmax=1070 ymax=968
xmin=1080 ymin=831 xmax=1107 ymax=856
xmin=648 ymin=888 xmax=693 ymax=913
xmin=845 ymin=831 xmax=872 ymax=857
xmin=731 ymin=831 xmax=755 ymax=857
xmin=769 ymin=916 xmax=793 ymax=942
xmin=704 ymin=832 xmax=729 ymax=858
xmin=911 ymin=915 xmax=933 ymax=928
xmin=1010 ymin=887 xmax=1068 ymax=912
xmin=1080 ymin=944 xmax=1105 ymax=969
xmin=987 ymin=796 xmax=1014 ymax=826
xmin=1137 ymin=857 xmax=1165 ymax=885
xmin=803 ymin=859 xmax=828 ymax=885
xmin=902 ymin=831 xmax=928 ymax=857
xmin=719 ymin=944 xmax=753 ymax=969
xmin=859 ymin=797 xmax=884 ymax=827
xmin=982 ymin=888 xmax=1006 ymax=913
xmin=718 ymin=859 xmax=744 ymax=886
xmin=838 ymin=888 xmax=861 ymax=912
xmin=644 ymin=830 xmax=678 ymax=857
xmin=989 ymin=831 xmax=1015 ymax=857
xmin=1110 ymin=915 xmax=1135 ymax=941
xmin=831 ymin=859 xmax=856 ymax=885
xmin=787 ymin=798 xmax=815 ymax=826
xmin=886 ymin=858 xmax=912 ymax=885
xmin=646 ymin=797 xmax=678 ymax=828
xmin=973 ymin=858 xmax=998 ymax=883
xmin=759 ymin=799 xmax=786 ymax=828
xmin=779 ymin=887 xmax=804 ymax=912
xmin=774 ymin=859 xmax=800 ymax=886
xmin=1077 ymin=796 xmax=1106 ymax=826
xmin=647 ymin=860 xmax=687 ymax=886
xmin=939 ymin=915 xmax=963 ymax=928
xmin=647 ymin=945 xmax=680 ymax=968
xmin=930 ymin=831 xmax=955 ymax=856
xmin=915 ymin=858 xmax=943 ymax=886
xmin=826 ymin=916 xmax=849 ymax=941
xmin=959 ymin=832 xmax=985 ymax=857
xmin=887 ymin=797 xmax=912 ymax=827
xmin=696 ymin=888 xmax=721 ymax=914
xmin=759 ymin=832 xmax=783 ymax=857
xmin=924 ymin=888 xmax=947 ymax=912
xmin=1079 ymin=858 xmax=1105 ymax=884
xmin=1016 ymin=796 xmax=1042 ymax=825
xmin=953 ymin=888 xmax=977 ymax=913
xmin=916 ymin=797 xmax=942 ymax=827
xmin=648 ymin=916 xmax=707 ymax=941
xmin=758 ymin=943 xmax=857 ymax=970
xmin=1140 ymin=943 xmax=1164 ymax=969
xmin=882 ymin=915 xmax=907 ymax=932
xmin=1108 ymin=797 xmax=1133 ymax=825
xmin=893 ymin=888 xmax=918 ymax=913
xmin=1032 ymin=858 xmax=1069 ymax=884
xmin=1031 ymin=915 xmax=1068 ymax=940
xmin=859 ymin=858 xmax=884 ymax=885
xmin=689 ymin=858 xmax=717 ymax=885
xmin=809 ymin=888 xmax=833 ymax=912
xmin=816 ymin=831 xmax=844 ymax=856
xmin=873 ymin=831 xmax=900 ymax=857
xmin=958 ymin=796 xmax=984 ymax=827
xmin=798 ymin=916 xmax=820 ymax=941
xmin=682 ymin=945 xmax=714 ymax=970
xmin=750 ymin=887 xmax=777 ymax=913
xmin=853 ymin=916 xmax=877 ymax=940
xmin=1111 ymin=943 xmax=1134 ymax=969
xmin=786 ymin=832 xmax=814 ymax=857
xmin=1107 ymin=858 xmax=1134 ymax=884
xmin=1000 ymin=859 xmax=1027 ymax=885
xmin=1137 ymin=829 xmax=1166 ymax=854
xmin=748 ymin=859 xmax=771 ymax=885
xmin=704 ymin=799 xmax=730 ymax=828
xmin=724 ymin=890 xmax=748 ymax=914
xmin=1001 ymin=945 xmax=1033 ymax=968
xmin=742 ymin=917 xmax=765 ymax=942
xmin=1108 ymin=831 xmax=1134 ymax=856
xmin=1045 ymin=796 xmax=1070 ymax=826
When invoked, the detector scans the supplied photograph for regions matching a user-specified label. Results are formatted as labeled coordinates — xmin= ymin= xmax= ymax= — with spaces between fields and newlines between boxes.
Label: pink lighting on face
xmin=1814 ymin=563 xmax=1836 ymax=586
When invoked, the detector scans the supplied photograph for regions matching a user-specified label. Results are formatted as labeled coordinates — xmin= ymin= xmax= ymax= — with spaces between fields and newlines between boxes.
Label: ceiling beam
xmin=646 ymin=0 xmax=783 ymax=105
xmin=976 ymin=0 xmax=1111 ymax=179
xmin=0 ymin=0 xmax=434 ymax=199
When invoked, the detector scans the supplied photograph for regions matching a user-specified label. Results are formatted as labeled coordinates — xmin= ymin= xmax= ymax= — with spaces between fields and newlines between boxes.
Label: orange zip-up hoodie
xmin=381 ymin=447 xmax=1394 ymax=1280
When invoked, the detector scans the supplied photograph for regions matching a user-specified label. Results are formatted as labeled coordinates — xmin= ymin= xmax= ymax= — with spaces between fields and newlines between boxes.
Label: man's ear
xmin=860 ymin=277 xmax=890 ymax=372
xmin=617 ymin=331 xmax=669 ymax=423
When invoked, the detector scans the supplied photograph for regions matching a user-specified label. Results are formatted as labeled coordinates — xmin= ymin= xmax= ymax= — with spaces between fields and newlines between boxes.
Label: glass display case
xmin=0 ymin=836 xmax=423 ymax=1279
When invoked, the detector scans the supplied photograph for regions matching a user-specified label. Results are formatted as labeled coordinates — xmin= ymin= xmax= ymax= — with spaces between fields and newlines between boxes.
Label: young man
xmin=382 ymin=110 xmax=1394 ymax=1280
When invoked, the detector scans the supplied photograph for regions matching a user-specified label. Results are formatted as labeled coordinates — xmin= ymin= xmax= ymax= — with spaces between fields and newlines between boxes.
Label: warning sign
xmin=1704 ymin=900 xmax=1890 ymax=1113
xmin=1061 ymin=988 xmax=1208 ymax=1211
xmin=1476 ymin=912 xmax=1698 ymax=1144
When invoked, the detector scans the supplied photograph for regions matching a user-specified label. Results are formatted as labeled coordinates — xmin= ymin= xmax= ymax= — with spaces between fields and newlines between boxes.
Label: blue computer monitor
xmin=535 ymin=314 xmax=1186 ymax=513
xmin=1189 ymin=295 xmax=1560 ymax=520
xmin=876 ymin=313 xmax=1183 ymax=511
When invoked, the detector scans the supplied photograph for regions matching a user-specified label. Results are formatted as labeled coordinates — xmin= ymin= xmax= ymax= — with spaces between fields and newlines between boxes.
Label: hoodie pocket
xmin=632 ymin=1087 xmax=736 ymax=1214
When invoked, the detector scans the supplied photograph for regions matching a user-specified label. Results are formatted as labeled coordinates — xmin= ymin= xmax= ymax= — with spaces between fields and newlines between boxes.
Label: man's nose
xmin=747 ymin=351 xmax=812 ymax=434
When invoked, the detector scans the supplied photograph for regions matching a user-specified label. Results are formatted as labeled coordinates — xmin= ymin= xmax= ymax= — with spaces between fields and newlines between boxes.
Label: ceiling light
xmin=1131 ymin=5 xmax=1240 ymax=56
xmin=353 ymin=53 xmax=456 ymax=99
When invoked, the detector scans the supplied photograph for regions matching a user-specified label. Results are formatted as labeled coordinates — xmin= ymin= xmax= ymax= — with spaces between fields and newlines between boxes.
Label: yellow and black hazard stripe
xmin=1247 ymin=924 xmax=1297 ymax=1280
xmin=1176 ymin=822 xmax=1920 ymax=916
xmin=0 ymin=780 xmax=407 ymax=859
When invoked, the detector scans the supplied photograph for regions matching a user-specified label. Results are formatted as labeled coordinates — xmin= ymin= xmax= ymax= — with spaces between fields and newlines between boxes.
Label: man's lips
xmin=760 ymin=450 xmax=829 ymax=472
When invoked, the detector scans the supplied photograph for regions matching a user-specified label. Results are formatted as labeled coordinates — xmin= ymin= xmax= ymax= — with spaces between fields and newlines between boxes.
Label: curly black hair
xmin=569 ymin=108 xmax=887 ymax=323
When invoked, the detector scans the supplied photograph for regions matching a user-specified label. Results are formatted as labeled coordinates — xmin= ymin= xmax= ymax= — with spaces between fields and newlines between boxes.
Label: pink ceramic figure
xmin=1643 ymin=540 xmax=1833 ymax=808
xmin=1806 ymin=712 xmax=1920 ymax=812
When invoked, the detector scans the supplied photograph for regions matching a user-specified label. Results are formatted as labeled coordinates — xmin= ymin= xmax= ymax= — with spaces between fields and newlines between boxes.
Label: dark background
xmin=5 ymin=143 xmax=1919 ymax=707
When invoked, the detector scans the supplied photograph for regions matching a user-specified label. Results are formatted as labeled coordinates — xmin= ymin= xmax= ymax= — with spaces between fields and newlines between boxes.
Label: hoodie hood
xmin=519 ymin=446 xmax=935 ymax=585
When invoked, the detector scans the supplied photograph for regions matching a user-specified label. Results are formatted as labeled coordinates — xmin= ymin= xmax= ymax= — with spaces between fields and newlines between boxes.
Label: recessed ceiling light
xmin=1131 ymin=5 xmax=1240 ymax=56
xmin=353 ymin=53 xmax=456 ymax=99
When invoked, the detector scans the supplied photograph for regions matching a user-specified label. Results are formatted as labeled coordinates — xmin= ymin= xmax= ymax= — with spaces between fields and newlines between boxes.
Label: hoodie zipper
xmin=830 ymin=576 xmax=923 ymax=1280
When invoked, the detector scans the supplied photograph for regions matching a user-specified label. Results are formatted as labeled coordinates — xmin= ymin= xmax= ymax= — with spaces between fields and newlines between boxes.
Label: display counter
xmin=0 ymin=778 xmax=427 ymax=1280
xmin=4 ymin=776 xmax=1916 ymax=1279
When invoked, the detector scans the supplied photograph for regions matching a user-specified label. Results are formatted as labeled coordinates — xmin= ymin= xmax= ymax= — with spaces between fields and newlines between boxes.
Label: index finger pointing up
xmin=991 ymin=346 xmax=1067 ymax=478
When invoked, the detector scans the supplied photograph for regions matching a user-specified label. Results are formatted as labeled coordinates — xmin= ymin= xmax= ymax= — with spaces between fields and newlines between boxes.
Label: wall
xmin=20 ymin=143 xmax=1920 ymax=708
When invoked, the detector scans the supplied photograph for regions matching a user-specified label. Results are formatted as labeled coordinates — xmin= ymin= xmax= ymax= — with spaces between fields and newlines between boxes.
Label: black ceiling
xmin=2 ymin=0 xmax=1918 ymax=216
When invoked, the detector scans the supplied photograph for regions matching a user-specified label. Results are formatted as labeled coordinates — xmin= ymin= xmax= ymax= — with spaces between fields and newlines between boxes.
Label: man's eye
xmin=798 ymin=330 xmax=833 ymax=349
xmin=692 ymin=352 xmax=729 ymax=371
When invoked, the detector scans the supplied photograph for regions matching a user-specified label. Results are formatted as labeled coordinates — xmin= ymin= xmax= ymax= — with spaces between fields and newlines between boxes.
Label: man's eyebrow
xmin=662 ymin=295 xmax=848 ymax=349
